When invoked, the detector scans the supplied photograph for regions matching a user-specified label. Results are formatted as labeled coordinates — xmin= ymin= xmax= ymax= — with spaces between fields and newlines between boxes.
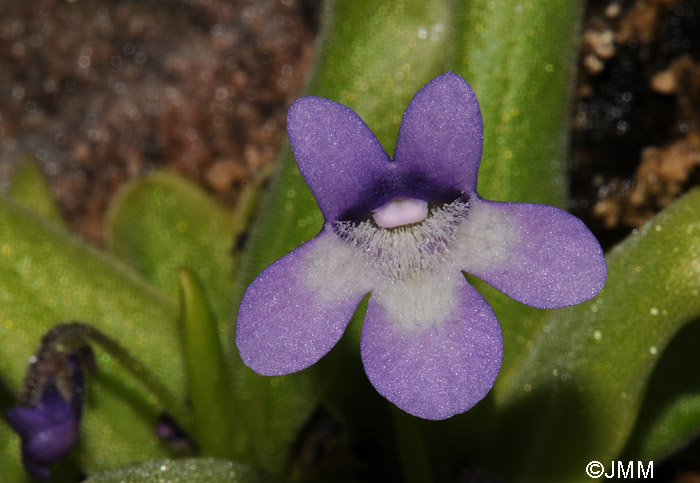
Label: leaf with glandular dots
xmin=493 ymin=188 xmax=700 ymax=482
xmin=83 ymin=458 xmax=274 ymax=483
xmin=0 ymin=197 xmax=186 ymax=473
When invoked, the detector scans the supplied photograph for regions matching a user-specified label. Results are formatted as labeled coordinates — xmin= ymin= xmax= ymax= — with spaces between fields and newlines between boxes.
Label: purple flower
xmin=236 ymin=72 xmax=606 ymax=420
xmin=5 ymin=356 xmax=84 ymax=481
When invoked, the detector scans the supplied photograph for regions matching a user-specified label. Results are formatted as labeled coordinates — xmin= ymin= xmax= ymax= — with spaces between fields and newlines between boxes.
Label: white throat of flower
xmin=336 ymin=199 xmax=469 ymax=281
xmin=304 ymin=197 xmax=514 ymax=331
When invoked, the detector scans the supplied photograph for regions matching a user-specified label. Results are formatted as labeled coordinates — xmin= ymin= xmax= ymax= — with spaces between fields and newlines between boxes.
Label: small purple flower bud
xmin=5 ymin=355 xmax=84 ymax=481
xmin=155 ymin=412 xmax=197 ymax=453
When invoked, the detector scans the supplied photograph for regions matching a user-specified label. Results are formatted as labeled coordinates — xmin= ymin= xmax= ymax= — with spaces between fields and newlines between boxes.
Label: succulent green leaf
xmin=309 ymin=0 xmax=451 ymax=153
xmin=0 ymin=197 xmax=187 ymax=472
xmin=0 ymin=380 xmax=31 ymax=483
xmin=223 ymin=367 xmax=318 ymax=474
xmin=105 ymin=171 xmax=314 ymax=471
xmin=106 ymin=171 xmax=243 ymax=329
xmin=234 ymin=0 xmax=451 ymax=339
xmin=621 ymin=316 xmax=700 ymax=462
xmin=7 ymin=156 xmax=64 ymax=226
xmin=177 ymin=268 xmax=240 ymax=459
xmin=449 ymin=2 xmax=589 ymax=434
xmin=492 ymin=188 xmax=700 ymax=482
xmin=228 ymin=0 xmax=452 ymax=472
xmin=83 ymin=458 xmax=273 ymax=483
xmin=398 ymin=12 xmax=590 ymax=466
xmin=392 ymin=408 xmax=435 ymax=483
xmin=451 ymin=0 xmax=584 ymax=207
xmin=0 ymin=434 xmax=29 ymax=483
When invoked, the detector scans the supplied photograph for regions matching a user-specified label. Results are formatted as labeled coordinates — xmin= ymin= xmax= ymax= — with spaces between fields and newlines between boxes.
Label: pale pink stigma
xmin=371 ymin=198 xmax=429 ymax=228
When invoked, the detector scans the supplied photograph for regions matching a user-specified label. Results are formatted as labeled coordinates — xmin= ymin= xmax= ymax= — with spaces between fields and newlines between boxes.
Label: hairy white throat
xmin=304 ymin=197 xmax=515 ymax=331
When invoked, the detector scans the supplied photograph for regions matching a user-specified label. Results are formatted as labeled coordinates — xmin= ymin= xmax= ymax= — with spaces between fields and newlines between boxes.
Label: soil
xmin=573 ymin=0 xmax=700 ymax=249
xmin=1 ymin=0 xmax=699 ymax=481
xmin=0 ymin=0 xmax=319 ymax=243
xmin=1 ymin=0 xmax=698 ymax=251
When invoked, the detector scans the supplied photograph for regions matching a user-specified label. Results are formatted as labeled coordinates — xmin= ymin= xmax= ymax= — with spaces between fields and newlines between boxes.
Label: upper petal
xmin=458 ymin=198 xmax=607 ymax=308
xmin=361 ymin=278 xmax=503 ymax=420
xmin=393 ymin=72 xmax=483 ymax=197
xmin=287 ymin=96 xmax=392 ymax=222
xmin=236 ymin=232 xmax=371 ymax=375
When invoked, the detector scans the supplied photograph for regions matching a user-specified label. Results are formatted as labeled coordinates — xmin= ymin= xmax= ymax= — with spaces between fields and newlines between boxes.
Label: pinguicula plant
xmin=236 ymin=72 xmax=606 ymax=420
xmin=1 ymin=1 xmax=700 ymax=483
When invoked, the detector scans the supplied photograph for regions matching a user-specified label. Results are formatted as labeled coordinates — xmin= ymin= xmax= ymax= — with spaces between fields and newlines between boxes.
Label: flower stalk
xmin=5 ymin=322 xmax=189 ymax=480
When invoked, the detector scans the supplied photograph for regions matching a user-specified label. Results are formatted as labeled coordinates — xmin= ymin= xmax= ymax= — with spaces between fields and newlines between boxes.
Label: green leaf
xmin=225 ymin=370 xmax=317 ymax=474
xmin=229 ymin=0 xmax=453 ymax=473
xmin=0 ymin=427 xmax=30 ymax=483
xmin=0 ymin=380 xmax=31 ymax=483
xmin=7 ymin=155 xmax=64 ymax=225
xmin=492 ymin=188 xmax=700 ymax=482
xmin=451 ymin=0 xmax=584 ymax=207
xmin=621 ymin=316 xmax=700 ymax=462
xmin=178 ymin=268 xmax=240 ymax=459
xmin=309 ymin=0 xmax=451 ymax=153
xmin=0 ymin=197 xmax=187 ymax=472
xmin=400 ymin=5 xmax=588 ymax=468
xmin=83 ymin=458 xmax=273 ymax=483
xmin=449 ymin=2 xmax=586 ymax=389
xmin=234 ymin=0 xmax=452 ymax=290
xmin=106 ymin=171 xmax=242 ymax=329
xmin=106 ymin=171 xmax=311 ymax=472
xmin=392 ymin=408 xmax=435 ymax=483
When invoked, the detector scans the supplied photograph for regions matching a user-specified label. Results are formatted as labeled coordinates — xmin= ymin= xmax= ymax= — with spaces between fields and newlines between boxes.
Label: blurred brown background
xmin=0 ymin=0 xmax=698 ymax=252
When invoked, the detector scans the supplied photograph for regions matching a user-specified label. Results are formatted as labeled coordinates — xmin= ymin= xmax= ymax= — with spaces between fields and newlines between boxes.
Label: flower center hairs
xmin=325 ymin=197 xmax=475 ymax=330
xmin=236 ymin=72 xmax=607 ymax=420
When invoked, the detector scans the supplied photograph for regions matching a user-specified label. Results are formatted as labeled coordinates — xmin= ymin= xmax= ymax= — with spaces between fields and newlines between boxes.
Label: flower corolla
xmin=236 ymin=72 xmax=606 ymax=420
xmin=5 ymin=355 xmax=85 ymax=480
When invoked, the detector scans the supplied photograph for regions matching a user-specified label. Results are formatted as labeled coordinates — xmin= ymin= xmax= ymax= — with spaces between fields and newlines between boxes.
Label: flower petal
xmin=236 ymin=232 xmax=370 ymax=375
xmin=393 ymin=72 xmax=483 ymax=197
xmin=287 ymin=96 xmax=392 ymax=222
xmin=361 ymin=280 xmax=502 ymax=420
xmin=6 ymin=388 xmax=80 ymax=480
xmin=5 ymin=390 xmax=77 ymax=442
xmin=21 ymin=401 xmax=79 ymax=465
xmin=458 ymin=198 xmax=607 ymax=308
